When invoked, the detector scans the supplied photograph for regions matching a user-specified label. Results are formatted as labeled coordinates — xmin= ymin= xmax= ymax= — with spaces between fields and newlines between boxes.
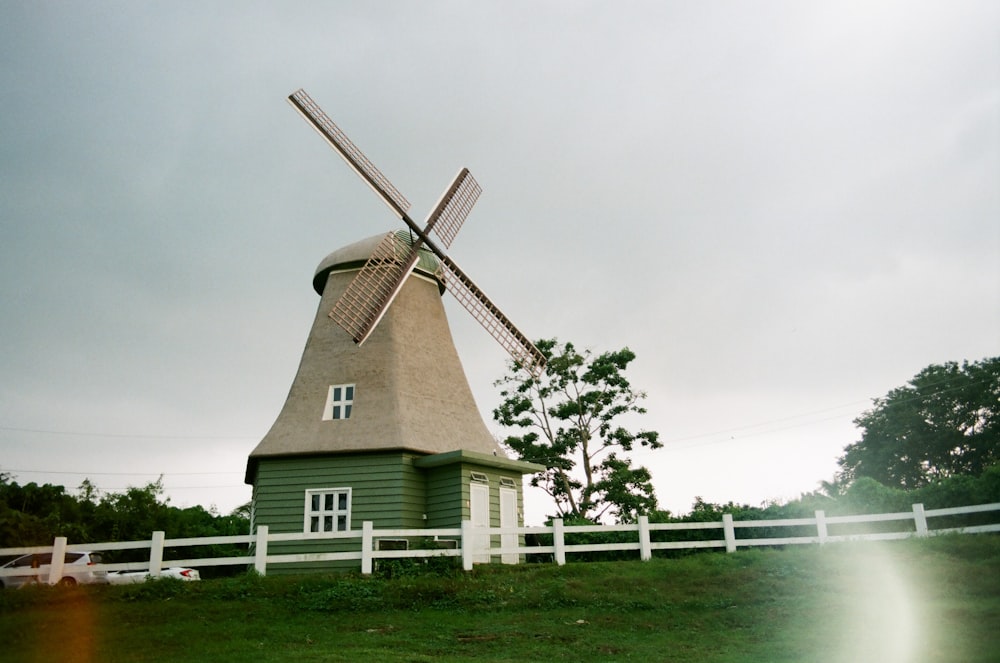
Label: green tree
xmin=0 ymin=478 xmax=89 ymax=546
xmin=0 ymin=472 xmax=251 ymax=552
xmin=493 ymin=339 xmax=661 ymax=523
xmin=838 ymin=357 xmax=1000 ymax=489
xmin=91 ymin=476 xmax=169 ymax=543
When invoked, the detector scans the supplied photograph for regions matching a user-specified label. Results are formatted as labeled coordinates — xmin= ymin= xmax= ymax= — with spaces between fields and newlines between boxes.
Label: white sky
xmin=1 ymin=1 xmax=997 ymax=525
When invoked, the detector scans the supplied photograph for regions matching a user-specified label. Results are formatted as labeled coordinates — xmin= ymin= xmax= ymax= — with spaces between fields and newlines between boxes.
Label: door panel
xmin=499 ymin=487 xmax=518 ymax=564
xmin=469 ymin=482 xmax=490 ymax=563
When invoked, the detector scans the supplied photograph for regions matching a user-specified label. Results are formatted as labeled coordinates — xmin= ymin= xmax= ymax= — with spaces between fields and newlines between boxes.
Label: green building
xmin=245 ymin=233 xmax=541 ymax=572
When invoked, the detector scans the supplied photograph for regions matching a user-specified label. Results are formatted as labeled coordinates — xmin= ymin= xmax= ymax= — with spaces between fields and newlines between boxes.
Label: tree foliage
xmin=0 ymin=473 xmax=249 ymax=551
xmin=838 ymin=357 xmax=1000 ymax=489
xmin=493 ymin=338 xmax=661 ymax=523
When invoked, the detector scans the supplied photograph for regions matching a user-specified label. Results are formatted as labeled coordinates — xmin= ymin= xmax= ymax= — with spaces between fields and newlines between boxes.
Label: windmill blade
xmin=289 ymin=90 xmax=544 ymax=376
xmin=288 ymin=89 xmax=411 ymax=219
xmin=425 ymin=168 xmax=482 ymax=249
xmin=437 ymin=255 xmax=546 ymax=378
xmin=330 ymin=169 xmax=480 ymax=344
xmin=329 ymin=232 xmax=420 ymax=345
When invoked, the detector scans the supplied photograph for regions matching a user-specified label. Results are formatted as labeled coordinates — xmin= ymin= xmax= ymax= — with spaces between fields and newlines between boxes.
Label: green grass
xmin=2 ymin=535 xmax=999 ymax=662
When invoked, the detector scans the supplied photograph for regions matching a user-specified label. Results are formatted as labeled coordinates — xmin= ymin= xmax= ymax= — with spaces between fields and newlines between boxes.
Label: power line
xmin=659 ymin=376 xmax=989 ymax=451
xmin=661 ymin=400 xmax=866 ymax=447
xmin=4 ymin=468 xmax=241 ymax=477
xmin=4 ymin=366 xmax=990 ymax=462
xmin=86 ymin=485 xmax=248 ymax=492
xmin=0 ymin=426 xmax=255 ymax=440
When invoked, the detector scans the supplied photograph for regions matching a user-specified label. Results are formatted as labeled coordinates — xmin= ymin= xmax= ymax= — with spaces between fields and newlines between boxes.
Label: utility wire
xmin=0 ymin=426 xmax=255 ymax=440
xmin=3 ymin=368 xmax=990 ymax=466
xmin=4 ymin=469 xmax=241 ymax=476
xmin=510 ymin=371 xmax=994 ymax=458
xmin=661 ymin=400 xmax=865 ymax=447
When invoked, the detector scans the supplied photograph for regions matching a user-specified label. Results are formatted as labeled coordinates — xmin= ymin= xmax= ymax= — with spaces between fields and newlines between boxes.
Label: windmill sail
xmin=427 ymin=168 xmax=481 ymax=249
xmin=330 ymin=168 xmax=483 ymax=344
xmin=329 ymin=232 xmax=419 ymax=344
xmin=437 ymin=255 xmax=546 ymax=378
xmin=291 ymin=88 xmax=546 ymax=377
xmin=288 ymin=89 xmax=411 ymax=219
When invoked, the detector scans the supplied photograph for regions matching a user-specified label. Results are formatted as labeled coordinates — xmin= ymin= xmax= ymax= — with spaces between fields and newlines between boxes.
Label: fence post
xmin=361 ymin=521 xmax=374 ymax=575
xmin=461 ymin=520 xmax=475 ymax=571
xmin=816 ymin=510 xmax=829 ymax=544
xmin=48 ymin=537 xmax=68 ymax=585
xmin=552 ymin=518 xmax=566 ymax=566
xmin=912 ymin=503 xmax=929 ymax=537
xmin=722 ymin=514 xmax=736 ymax=553
xmin=149 ymin=531 xmax=165 ymax=577
xmin=638 ymin=515 xmax=652 ymax=561
xmin=253 ymin=525 xmax=269 ymax=575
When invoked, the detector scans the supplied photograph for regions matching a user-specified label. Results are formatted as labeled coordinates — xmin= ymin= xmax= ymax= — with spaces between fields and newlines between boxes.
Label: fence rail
xmin=2 ymin=502 xmax=998 ymax=584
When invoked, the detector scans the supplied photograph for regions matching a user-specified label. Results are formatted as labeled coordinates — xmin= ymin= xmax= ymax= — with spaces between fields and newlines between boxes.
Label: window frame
xmin=322 ymin=384 xmax=355 ymax=421
xmin=303 ymin=487 xmax=352 ymax=534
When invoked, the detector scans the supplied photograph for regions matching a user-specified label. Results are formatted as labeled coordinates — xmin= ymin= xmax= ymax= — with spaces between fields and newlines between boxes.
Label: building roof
xmin=312 ymin=231 xmax=441 ymax=296
xmin=414 ymin=449 xmax=544 ymax=474
xmin=246 ymin=232 xmax=513 ymax=483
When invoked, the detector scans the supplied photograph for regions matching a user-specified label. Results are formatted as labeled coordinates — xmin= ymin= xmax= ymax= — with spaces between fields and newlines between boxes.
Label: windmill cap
xmin=312 ymin=231 xmax=442 ymax=295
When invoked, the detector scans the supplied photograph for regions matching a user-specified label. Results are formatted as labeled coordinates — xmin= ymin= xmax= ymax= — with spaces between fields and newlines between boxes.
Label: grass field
xmin=2 ymin=535 xmax=998 ymax=662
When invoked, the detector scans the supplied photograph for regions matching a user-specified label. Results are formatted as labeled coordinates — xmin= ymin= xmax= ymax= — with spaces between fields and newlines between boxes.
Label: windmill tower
xmin=245 ymin=90 xmax=544 ymax=571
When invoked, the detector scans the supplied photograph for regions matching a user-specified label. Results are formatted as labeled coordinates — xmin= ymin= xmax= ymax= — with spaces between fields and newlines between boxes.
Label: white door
xmin=469 ymin=482 xmax=490 ymax=563
xmin=499 ymin=487 xmax=518 ymax=564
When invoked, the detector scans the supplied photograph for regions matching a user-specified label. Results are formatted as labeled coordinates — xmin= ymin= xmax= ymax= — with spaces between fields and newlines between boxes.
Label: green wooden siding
xmin=255 ymin=453 xmax=426 ymax=531
xmin=424 ymin=465 xmax=463 ymax=528
xmin=423 ymin=463 xmax=525 ymax=527
xmin=253 ymin=452 xmax=426 ymax=574
xmin=251 ymin=452 xmax=528 ymax=574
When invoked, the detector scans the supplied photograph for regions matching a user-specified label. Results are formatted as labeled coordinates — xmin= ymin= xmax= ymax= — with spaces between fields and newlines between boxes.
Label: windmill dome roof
xmin=312 ymin=231 xmax=441 ymax=295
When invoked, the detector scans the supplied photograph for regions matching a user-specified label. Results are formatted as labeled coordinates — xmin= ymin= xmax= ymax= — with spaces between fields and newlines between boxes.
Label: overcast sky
xmin=2 ymin=1 xmax=997 ymax=524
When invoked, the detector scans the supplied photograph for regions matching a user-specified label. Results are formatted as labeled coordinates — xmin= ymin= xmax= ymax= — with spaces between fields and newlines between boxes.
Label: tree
xmin=0 ymin=478 xmax=90 ymax=546
xmin=492 ymin=338 xmax=661 ymax=523
xmin=0 ymin=472 xmax=251 ymax=553
xmin=93 ymin=476 xmax=170 ymax=543
xmin=838 ymin=357 xmax=1000 ymax=489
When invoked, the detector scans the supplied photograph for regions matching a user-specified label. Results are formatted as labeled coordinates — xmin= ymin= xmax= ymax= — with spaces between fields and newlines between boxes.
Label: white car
xmin=106 ymin=567 xmax=201 ymax=584
xmin=0 ymin=551 xmax=107 ymax=588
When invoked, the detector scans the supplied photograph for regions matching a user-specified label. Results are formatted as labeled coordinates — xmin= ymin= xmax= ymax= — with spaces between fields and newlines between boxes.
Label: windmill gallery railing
xmin=2 ymin=502 xmax=998 ymax=584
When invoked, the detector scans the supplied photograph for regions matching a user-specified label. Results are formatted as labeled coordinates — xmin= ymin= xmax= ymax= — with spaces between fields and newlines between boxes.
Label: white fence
xmin=2 ymin=502 xmax=998 ymax=585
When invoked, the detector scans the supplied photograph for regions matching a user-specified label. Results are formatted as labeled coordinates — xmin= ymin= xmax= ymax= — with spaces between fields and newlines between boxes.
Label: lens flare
xmin=826 ymin=544 xmax=923 ymax=663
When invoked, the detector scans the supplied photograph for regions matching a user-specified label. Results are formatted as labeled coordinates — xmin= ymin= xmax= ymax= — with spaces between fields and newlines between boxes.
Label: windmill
xmin=287 ymin=89 xmax=545 ymax=378
xmin=244 ymin=91 xmax=546 ymax=572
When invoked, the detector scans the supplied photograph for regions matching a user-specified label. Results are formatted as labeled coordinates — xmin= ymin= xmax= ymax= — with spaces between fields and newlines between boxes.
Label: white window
xmin=304 ymin=488 xmax=351 ymax=533
xmin=323 ymin=384 xmax=355 ymax=420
